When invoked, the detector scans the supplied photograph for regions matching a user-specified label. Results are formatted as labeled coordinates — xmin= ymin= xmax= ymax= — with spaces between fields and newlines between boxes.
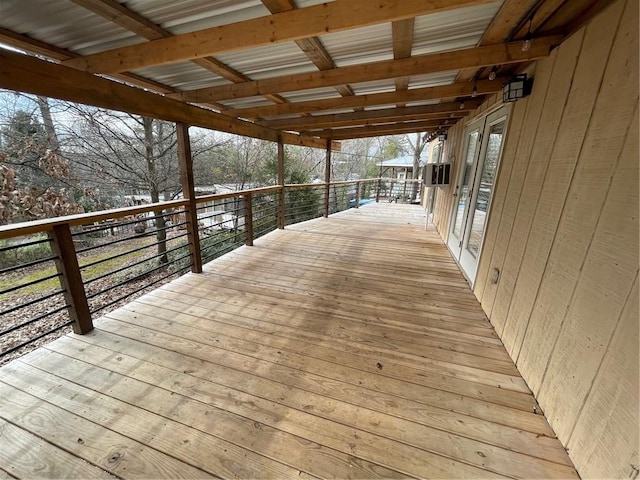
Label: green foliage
xmin=0 ymin=236 xmax=52 ymax=270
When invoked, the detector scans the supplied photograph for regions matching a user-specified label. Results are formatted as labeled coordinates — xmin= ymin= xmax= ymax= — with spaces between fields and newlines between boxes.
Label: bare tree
xmin=406 ymin=132 xmax=429 ymax=201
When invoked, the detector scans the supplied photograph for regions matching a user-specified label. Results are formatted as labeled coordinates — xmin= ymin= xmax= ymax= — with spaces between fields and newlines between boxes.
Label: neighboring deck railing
xmin=0 ymin=178 xmax=419 ymax=362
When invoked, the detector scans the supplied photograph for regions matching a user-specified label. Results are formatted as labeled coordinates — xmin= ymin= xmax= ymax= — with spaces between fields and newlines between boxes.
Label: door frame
xmin=447 ymin=104 xmax=511 ymax=285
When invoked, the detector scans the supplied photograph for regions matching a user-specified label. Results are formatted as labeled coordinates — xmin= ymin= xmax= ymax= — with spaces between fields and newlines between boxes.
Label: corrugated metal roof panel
xmin=216 ymin=42 xmax=318 ymax=80
xmin=131 ymin=62 xmax=230 ymax=91
xmin=0 ymin=0 xmax=141 ymax=54
xmin=319 ymin=23 xmax=393 ymax=68
xmin=412 ymin=2 xmax=502 ymax=56
xmin=119 ymin=0 xmax=271 ymax=34
xmin=279 ymin=87 xmax=342 ymax=103
xmin=220 ymin=97 xmax=277 ymax=111
xmin=350 ymin=79 xmax=397 ymax=96
xmin=408 ymin=71 xmax=459 ymax=88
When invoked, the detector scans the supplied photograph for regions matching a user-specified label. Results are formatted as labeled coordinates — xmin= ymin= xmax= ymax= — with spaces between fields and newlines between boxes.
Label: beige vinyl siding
xmin=430 ymin=0 xmax=639 ymax=477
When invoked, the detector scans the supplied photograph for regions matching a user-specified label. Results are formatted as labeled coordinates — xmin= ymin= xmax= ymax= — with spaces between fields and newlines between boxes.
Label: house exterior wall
xmin=430 ymin=0 xmax=639 ymax=477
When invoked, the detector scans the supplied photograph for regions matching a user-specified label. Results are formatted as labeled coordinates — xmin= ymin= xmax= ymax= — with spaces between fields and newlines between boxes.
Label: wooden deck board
xmin=0 ymin=203 xmax=578 ymax=478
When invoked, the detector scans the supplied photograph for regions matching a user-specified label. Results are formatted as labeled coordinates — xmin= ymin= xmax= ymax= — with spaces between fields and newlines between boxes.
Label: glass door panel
xmin=466 ymin=121 xmax=504 ymax=258
xmin=447 ymin=120 xmax=482 ymax=257
xmin=448 ymin=106 xmax=509 ymax=285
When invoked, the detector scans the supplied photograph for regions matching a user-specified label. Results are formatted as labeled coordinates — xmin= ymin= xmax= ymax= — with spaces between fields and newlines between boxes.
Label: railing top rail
xmin=0 ymin=178 xmax=415 ymax=240
xmin=0 ymin=199 xmax=189 ymax=240
xmin=195 ymin=185 xmax=281 ymax=203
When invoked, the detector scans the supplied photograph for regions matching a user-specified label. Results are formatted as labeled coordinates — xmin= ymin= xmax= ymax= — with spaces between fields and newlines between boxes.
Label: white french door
xmin=447 ymin=106 xmax=509 ymax=284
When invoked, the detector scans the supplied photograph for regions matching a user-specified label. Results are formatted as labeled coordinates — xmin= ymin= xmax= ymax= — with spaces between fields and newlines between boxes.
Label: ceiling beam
xmin=456 ymin=0 xmax=538 ymax=81
xmin=68 ymin=0 xmax=287 ymax=106
xmin=313 ymin=121 xmax=453 ymax=140
xmin=226 ymin=78 xmax=505 ymax=118
xmin=285 ymin=113 xmax=465 ymax=132
xmin=0 ymin=27 xmax=173 ymax=95
xmin=0 ymin=49 xmax=335 ymax=150
xmin=392 ymin=18 xmax=415 ymax=103
xmin=175 ymin=37 xmax=560 ymax=103
xmin=264 ymin=101 xmax=479 ymax=130
xmin=260 ymin=0 xmax=355 ymax=98
xmin=62 ymin=0 xmax=497 ymax=73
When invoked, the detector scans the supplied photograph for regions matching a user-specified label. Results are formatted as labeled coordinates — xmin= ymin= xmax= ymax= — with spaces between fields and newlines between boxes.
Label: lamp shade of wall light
xmin=502 ymin=74 xmax=533 ymax=102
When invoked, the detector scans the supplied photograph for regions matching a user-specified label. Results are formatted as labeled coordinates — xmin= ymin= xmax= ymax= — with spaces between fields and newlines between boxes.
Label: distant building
xmin=376 ymin=155 xmax=426 ymax=181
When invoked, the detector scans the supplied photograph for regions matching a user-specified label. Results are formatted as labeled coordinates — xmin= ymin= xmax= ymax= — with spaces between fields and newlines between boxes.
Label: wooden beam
xmin=175 ymin=37 xmax=561 ymax=102
xmin=264 ymin=101 xmax=477 ymax=130
xmin=68 ymin=0 xmax=167 ymax=39
xmin=392 ymin=19 xmax=415 ymax=97
xmin=324 ymin=141 xmax=331 ymax=217
xmin=68 ymin=0 xmax=288 ymax=107
xmin=261 ymin=0 xmax=355 ymax=98
xmin=481 ymin=0 xmax=538 ymax=44
xmin=315 ymin=120 xmax=452 ymax=140
xmin=277 ymin=135 xmax=285 ymax=229
xmin=176 ymin=123 xmax=203 ymax=273
xmin=49 ymin=224 xmax=93 ymax=334
xmin=62 ymin=0 xmax=498 ymax=73
xmin=300 ymin=113 xmax=465 ymax=132
xmin=538 ymin=0 xmax=608 ymax=34
xmin=0 ymin=49 xmax=331 ymax=149
xmin=456 ymin=0 xmax=538 ymax=81
xmin=226 ymin=78 xmax=505 ymax=118
xmin=0 ymin=27 xmax=175 ymax=95
xmin=512 ymin=0 xmax=567 ymax=39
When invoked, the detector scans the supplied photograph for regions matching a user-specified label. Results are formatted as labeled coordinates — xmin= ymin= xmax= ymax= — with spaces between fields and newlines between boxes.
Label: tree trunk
xmin=410 ymin=132 xmax=427 ymax=202
xmin=36 ymin=96 xmax=60 ymax=153
xmin=143 ymin=117 xmax=168 ymax=265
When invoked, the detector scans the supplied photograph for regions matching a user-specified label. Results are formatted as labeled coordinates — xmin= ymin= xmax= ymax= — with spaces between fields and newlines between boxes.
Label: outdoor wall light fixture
xmin=502 ymin=74 xmax=533 ymax=102
xmin=438 ymin=133 xmax=447 ymax=142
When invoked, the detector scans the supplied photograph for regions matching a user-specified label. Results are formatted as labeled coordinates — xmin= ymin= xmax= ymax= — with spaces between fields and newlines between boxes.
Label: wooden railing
xmin=0 ymin=178 xmax=419 ymax=362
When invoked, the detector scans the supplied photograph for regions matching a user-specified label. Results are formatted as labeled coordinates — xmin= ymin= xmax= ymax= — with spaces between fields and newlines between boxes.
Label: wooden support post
xmin=324 ymin=140 xmax=331 ymax=218
xmin=354 ymin=181 xmax=360 ymax=209
xmin=177 ymin=122 xmax=203 ymax=273
xmin=49 ymin=224 xmax=92 ymax=334
xmin=277 ymin=135 xmax=286 ymax=229
xmin=244 ymin=192 xmax=254 ymax=246
xmin=376 ymin=177 xmax=382 ymax=203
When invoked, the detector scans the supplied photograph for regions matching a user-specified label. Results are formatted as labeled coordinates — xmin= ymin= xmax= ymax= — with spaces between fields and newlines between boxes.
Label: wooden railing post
xmin=376 ymin=177 xmax=382 ymax=203
xmin=277 ymin=136 xmax=286 ymax=229
xmin=324 ymin=140 xmax=331 ymax=217
xmin=244 ymin=192 xmax=254 ymax=246
xmin=177 ymin=123 xmax=203 ymax=273
xmin=49 ymin=224 xmax=93 ymax=334
xmin=354 ymin=181 xmax=360 ymax=209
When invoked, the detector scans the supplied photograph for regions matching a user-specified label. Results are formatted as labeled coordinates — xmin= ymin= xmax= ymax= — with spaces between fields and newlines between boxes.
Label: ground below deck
xmin=0 ymin=203 xmax=577 ymax=478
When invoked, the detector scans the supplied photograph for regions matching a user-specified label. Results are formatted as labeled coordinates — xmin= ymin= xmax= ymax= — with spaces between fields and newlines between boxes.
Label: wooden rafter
xmin=0 ymin=27 xmax=234 ymax=114
xmin=392 ymin=18 xmax=415 ymax=104
xmin=260 ymin=0 xmax=355 ymax=98
xmin=175 ymin=38 xmax=559 ymax=103
xmin=0 ymin=27 xmax=175 ymax=95
xmin=263 ymin=101 xmax=480 ymax=130
xmin=0 ymin=49 xmax=335 ymax=150
xmin=313 ymin=121 xmax=454 ymax=140
xmin=61 ymin=0 xmax=497 ymax=73
xmin=456 ymin=0 xmax=539 ymax=81
xmin=225 ymin=79 xmax=503 ymax=119
xmin=281 ymin=113 xmax=465 ymax=132
xmin=68 ymin=0 xmax=287 ymax=106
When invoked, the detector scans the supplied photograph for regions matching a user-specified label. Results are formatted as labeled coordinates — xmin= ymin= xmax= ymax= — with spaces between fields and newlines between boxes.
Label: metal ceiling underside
xmin=0 ymin=0 xmax=607 ymax=142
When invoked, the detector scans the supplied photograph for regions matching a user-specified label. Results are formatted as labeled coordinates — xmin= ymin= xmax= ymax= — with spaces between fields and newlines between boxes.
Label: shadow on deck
xmin=0 ymin=203 xmax=577 ymax=478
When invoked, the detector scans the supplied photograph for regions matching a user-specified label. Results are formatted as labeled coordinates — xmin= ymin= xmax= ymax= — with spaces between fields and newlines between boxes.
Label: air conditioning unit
xmin=424 ymin=163 xmax=451 ymax=187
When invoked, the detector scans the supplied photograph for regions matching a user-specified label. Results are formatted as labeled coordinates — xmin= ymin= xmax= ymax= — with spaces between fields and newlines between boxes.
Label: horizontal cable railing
xmin=0 ymin=178 xmax=415 ymax=363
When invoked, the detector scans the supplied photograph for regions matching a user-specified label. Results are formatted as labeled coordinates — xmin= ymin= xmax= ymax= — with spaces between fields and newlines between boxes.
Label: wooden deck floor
xmin=0 ymin=203 xmax=578 ymax=479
